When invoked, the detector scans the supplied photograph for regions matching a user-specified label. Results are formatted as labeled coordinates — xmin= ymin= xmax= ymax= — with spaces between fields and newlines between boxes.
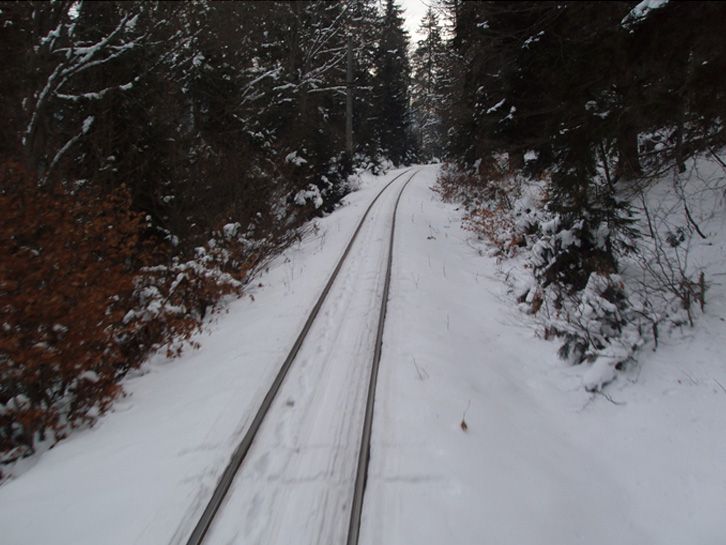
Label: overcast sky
xmin=400 ymin=0 xmax=429 ymax=43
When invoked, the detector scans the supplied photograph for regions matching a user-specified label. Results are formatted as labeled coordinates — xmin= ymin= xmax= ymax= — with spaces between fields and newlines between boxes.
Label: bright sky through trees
xmin=400 ymin=0 xmax=428 ymax=41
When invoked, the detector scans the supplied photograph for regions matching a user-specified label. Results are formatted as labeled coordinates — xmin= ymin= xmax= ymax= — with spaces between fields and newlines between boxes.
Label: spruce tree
xmin=411 ymin=8 xmax=447 ymax=161
xmin=374 ymin=0 xmax=415 ymax=165
xmin=349 ymin=0 xmax=384 ymax=161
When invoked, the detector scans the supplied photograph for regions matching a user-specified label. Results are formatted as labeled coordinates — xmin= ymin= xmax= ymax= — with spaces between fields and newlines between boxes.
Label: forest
xmin=2 ymin=0 xmax=726 ymax=465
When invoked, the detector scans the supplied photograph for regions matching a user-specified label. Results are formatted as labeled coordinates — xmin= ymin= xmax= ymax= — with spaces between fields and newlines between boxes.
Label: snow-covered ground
xmin=1 ymin=165 xmax=724 ymax=545
xmin=362 ymin=165 xmax=726 ymax=544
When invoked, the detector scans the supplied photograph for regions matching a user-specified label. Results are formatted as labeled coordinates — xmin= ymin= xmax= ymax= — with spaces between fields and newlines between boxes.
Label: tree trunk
xmin=616 ymin=124 xmax=641 ymax=179
xmin=674 ymin=119 xmax=687 ymax=173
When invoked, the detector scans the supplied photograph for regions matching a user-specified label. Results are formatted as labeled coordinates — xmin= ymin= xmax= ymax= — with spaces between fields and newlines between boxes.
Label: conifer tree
xmin=348 ymin=0 xmax=384 ymax=160
xmin=374 ymin=0 xmax=415 ymax=165
xmin=440 ymin=0 xmax=726 ymax=286
xmin=411 ymin=7 xmax=447 ymax=161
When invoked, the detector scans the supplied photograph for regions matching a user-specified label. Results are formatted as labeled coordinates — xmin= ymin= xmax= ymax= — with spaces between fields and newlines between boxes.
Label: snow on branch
xmin=301 ymin=50 xmax=347 ymax=85
xmin=55 ymin=78 xmax=138 ymax=102
xmin=43 ymin=116 xmax=94 ymax=183
xmin=621 ymin=0 xmax=670 ymax=28
xmin=305 ymin=4 xmax=348 ymax=63
xmin=22 ymin=5 xmax=143 ymax=175
xmin=306 ymin=85 xmax=348 ymax=94
xmin=237 ymin=66 xmax=284 ymax=106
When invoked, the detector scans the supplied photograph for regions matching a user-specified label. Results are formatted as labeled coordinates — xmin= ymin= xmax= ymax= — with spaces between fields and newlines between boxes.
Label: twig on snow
xmin=460 ymin=400 xmax=471 ymax=432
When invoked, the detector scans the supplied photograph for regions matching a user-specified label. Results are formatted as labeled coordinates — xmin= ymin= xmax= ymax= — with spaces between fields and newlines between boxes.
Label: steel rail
xmin=345 ymin=168 xmax=419 ymax=545
xmin=184 ymin=168 xmax=414 ymax=545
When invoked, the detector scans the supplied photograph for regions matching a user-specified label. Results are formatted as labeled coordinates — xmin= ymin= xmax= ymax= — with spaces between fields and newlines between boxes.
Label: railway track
xmin=184 ymin=167 xmax=419 ymax=545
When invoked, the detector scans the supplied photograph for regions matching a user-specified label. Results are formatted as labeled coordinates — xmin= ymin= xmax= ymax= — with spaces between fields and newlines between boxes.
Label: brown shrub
xmin=121 ymin=246 xmax=249 ymax=362
xmin=0 ymin=161 xmax=145 ymax=460
xmin=434 ymin=163 xmax=484 ymax=203
xmin=0 ymin=161 xmax=296 ymax=465
xmin=462 ymin=206 xmax=517 ymax=253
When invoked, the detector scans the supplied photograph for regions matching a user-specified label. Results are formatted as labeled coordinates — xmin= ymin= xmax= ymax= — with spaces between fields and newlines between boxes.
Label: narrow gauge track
xmin=184 ymin=168 xmax=419 ymax=545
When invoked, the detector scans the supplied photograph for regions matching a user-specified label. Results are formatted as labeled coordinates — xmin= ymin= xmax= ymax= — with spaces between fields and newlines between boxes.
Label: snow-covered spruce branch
xmin=55 ymin=79 xmax=137 ymax=102
xmin=237 ymin=66 xmax=284 ymax=107
xmin=306 ymin=86 xmax=348 ymax=94
xmin=52 ymin=36 xmax=139 ymax=95
xmin=301 ymin=51 xmax=347 ymax=84
xmin=304 ymin=4 xmax=348 ymax=62
xmin=68 ymin=11 xmax=136 ymax=63
xmin=23 ymin=63 xmax=65 ymax=148
xmin=315 ymin=45 xmax=348 ymax=56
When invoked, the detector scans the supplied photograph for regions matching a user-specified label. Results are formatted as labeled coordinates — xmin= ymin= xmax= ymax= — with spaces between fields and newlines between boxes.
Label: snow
xmin=556 ymin=225 xmax=580 ymax=249
xmin=1 ymin=166 xmax=725 ymax=544
xmin=360 ymin=165 xmax=726 ymax=544
xmin=81 ymin=115 xmax=94 ymax=133
xmin=192 ymin=53 xmax=205 ymax=67
xmin=294 ymin=184 xmax=323 ymax=208
xmin=51 ymin=323 xmax=68 ymax=334
xmin=522 ymin=31 xmax=544 ymax=49
xmin=285 ymin=150 xmax=308 ymax=166
xmin=222 ymin=222 xmax=240 ymax=238
xmin=622 ymin=0 xmax=670 ymax=27
xmin=125 ymin=14 xmax=139 ymax=31
xmin=78 ymin=370 xmax=100 ymax=383
xmin=502 ymin=105 xmax=517 ymax=122
xmin=486 ymin=98 xmax=506 ymax=114
xmin=0 ymin=167 xmax=411 ymax=544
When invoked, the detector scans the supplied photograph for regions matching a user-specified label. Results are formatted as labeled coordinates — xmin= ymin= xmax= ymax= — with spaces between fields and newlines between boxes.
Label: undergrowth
xmin=437 ymin=152 xmax=721 ymax=391
xmin=0 ymin=162 xmax=298 ymax=467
